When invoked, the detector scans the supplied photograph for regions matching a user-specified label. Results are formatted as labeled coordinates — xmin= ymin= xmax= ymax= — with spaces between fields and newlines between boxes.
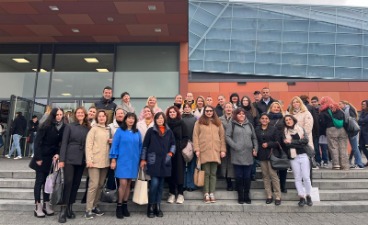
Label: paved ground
xmin=0 ymin=157 xmax=33 ymax=170
xmin=0 ymin=211 xmax=367 ymax=225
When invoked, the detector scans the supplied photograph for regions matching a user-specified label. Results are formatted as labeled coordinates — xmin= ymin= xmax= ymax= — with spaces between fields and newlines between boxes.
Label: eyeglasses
xmin=205 ymin=110 xmax=213 ymax=113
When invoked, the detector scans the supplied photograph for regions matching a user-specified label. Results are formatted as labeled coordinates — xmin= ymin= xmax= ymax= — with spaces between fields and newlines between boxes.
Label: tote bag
xmin=50 ymin=168 xmax=64 ymax=205
xmin=45 ymin=160 xmax=59 ymax=194
xmin=132 ymin=168 xmax=148 ymax=205
xmin=182 ymin=140 xmax=194 ymax=163
xmin=269 ymin=144 xmax=290 ymax=170
xmin=194 ymin=158 xmax=205 ymax=187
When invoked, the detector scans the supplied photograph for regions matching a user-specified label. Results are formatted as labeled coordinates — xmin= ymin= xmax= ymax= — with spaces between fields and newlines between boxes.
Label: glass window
xmin=205 ymin=50 xmax=229 ymax=61
xmin=335 ymin=56 xmax=362 ymax=68
xmin=281 ymin=64 xmax=307 ymax=76
xmin=335 ymin=67 xmax=362 ymax=79
xmin=256 ymin=41 xmax=282 ymax=52
xmin=308 ymin=55 xmax=335 ymax=67
xmin=256 ymin=52 xmax=281 ymax=64
xmin=336 ymin=45 xmax=362 ymax=56
xmin=229 ymin=62 xmax=254 ymax=74
xmin=230 ymin=51 xmax=255 ymax=62
xmin=282 ymin=31 xmax=308 ymax=43
xmin=282 ymin=54 xmax=307 ymax=65
xmin=255 ymin=63 xmax=280 ymax=75
xmin=204 ymin=61 xmax=229 ymax=72
xmin=307 ymin=66 xmax=334 ymax=78
xmin=115 ymin=46 xmax=179 ymax=98
xmin=283 ymin=43 xmax=308 ymax=54
xmin=283 ymin=20 xmax=309 ymax=32
xmin=309 ymin=43 xmax=335 ymax=55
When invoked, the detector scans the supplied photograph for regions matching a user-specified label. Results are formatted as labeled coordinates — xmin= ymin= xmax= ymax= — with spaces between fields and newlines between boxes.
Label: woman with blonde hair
xmin=193 ymin=105 xmax=226 ymax=203
xmin=139 ymin=96 xmax=163 ymax=120
xmin=319 ymin=96 xmax=348 ymax=170
xmin=339 ymin=100 xmax=364 ymax=169
xmin=193 ymin=96 xmax=205 ymax=119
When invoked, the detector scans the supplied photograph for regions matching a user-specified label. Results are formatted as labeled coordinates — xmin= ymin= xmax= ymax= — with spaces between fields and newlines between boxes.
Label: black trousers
xmin=63 ymin=164 xmax=84 ymax=205
xmin=34 ymin=170 xmax=50 ymax=203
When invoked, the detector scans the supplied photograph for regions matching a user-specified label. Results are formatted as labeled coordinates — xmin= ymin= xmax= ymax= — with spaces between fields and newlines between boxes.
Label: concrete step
xmin=1 ymin=188 xmax=368 ymax=201
xmin=1 ymin=199 xmax=368 ymax=213
xmin=1 ymin=169 xmax=368 ymax=179
xmin=1 ymin=177 xmax=367 ymax=190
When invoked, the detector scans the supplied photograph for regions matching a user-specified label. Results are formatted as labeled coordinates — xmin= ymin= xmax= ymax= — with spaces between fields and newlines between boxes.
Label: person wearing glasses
xmin=193 ymin=105 xmax=226 ymax=203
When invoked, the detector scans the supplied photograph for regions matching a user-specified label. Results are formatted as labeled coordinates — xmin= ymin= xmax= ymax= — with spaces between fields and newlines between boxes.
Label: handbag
xmin=182 ymin=140 xmax=194 ymax=163
xmin=269 ymin=143 xmax=290 ymax=170
xmin=132 ymin=168 xmax=148 ymax=205
xmin=50 ymin=168 xmax=64 ymax=206
xmin=194 ymin=158 xmax=205 ymax=187
xmin=100 ymin=178 xmax=118 ymax=203
xmin=45 ymin=160 xmax=59 ymax=194
xmin=344 ymin=116 xmax=360 ymax=137
xmin=303 ymin=144 xmax=315 ymax=158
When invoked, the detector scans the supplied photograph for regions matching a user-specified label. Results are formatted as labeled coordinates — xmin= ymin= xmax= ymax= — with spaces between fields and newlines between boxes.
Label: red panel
xmin=318 ymin=82 xmax=350 ymax=92
xmin=26 ymin=25 xmax=62 ymax=36
xmin=29 ymin=15 xmax=65 ymax=25
xmin=287 ymin=82 xmax=319 ymax=92
xmin=0 ymin=25 xmax=35 ymax=36
xmin=55 ymin=25 xmax=129 ymax=36
xmin=348 ymin=82 xmax=368 ymax=91
xmin=0 ymin=36 xmax=56 ymax=43
xmin=136 ymin=14 xmax=187 ymax=24
xmin=126 ymin=24 xmax=169 ymax=36
xmin=164 ymin=1 xmax=188 ymax=14
xmin=58 ymin=14 xmax=94 ymax=25
xmin=54 ymin=36 xmax=95 ymax=42
xmin=269 ymin=82 xmax=288 ymax=92
xmin=0 ymin=2 xmax=38 ymax=14
xmin=114 ymin=2 xmax=165 ymax=14
xmin=92 ymin=36 xmax=120 ymax=42
xmin=188 ymin=83 xmax=220 ymax=93
xmin=89 ymin=14 xmax=138 ymax=25
xmin=0 ymin=15 xmax=32 ymax=24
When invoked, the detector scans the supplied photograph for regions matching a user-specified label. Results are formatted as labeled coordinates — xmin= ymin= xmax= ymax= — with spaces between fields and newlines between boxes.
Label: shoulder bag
xmin=344 ymin=116 xmax=360 ymax=137
xmin=182 ymin=140 xmax=194 ymax=163
xmin=100 ymin=178 xmax=118 ymax=203
xmin=194 ymin=158 xmax=205 ymax=187
xmin=45 ymin=160 xmax=59 ymax=194
xmin=269 ymin=143 xmax=290 ymax=170
xmin=133 ymin=168 xmax=148 ymax=205
xmin=50 ymin=168 xmax=64 ymax=205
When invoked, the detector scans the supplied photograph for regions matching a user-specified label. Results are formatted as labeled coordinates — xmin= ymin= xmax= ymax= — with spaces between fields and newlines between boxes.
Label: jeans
xmin=9 ymin=134 xmax=22 ymax=157
xmin=34 ymin=170 xmax=50 ymax=203
xmin=184 ymin=156 xmax=196 ymax=189
xmin=319 ymin=144 xmax=329 ymax=163
xmin=149 ymin=177 xmax=165 ymax=204
xmin=349 ymin=134 xmax=364 ymax=167
xmin=315 ymin=136 xmax=329 ymax=164
xmin=251 ymin=158 xmax=257 ymax=178
xmin=233 ymin=164 xmax=252 ymax=179
xmin=0 ymin=134 xmax=4 ymax=148
xmin=290 ymin=154 xmax=312 ymax=197
xmin=29 ymin=132 xmax=36 ymax=156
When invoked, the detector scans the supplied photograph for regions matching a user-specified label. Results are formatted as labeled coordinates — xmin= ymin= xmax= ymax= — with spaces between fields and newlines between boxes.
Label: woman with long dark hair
xmin=193 ymin=105 xmax=226 ymax=203
xmin=58 ymin=107 xmax=90 ymax=223
xmin=358 ymin=100 xmax=368 ymax=166
xmin=110 ymin=112 xmax=142 ymax=219
xmin=140 ymin=112 xmax=176 ymax=218
xmin=229 ymin=93 xmax=241 ymax=109
xmin=240 ymin=96 xmax=259 ymax=127
xmin=166 ymin=106 xmax=189 ymax=204
xmin=31 ymin=108 xmax=65 ymax=218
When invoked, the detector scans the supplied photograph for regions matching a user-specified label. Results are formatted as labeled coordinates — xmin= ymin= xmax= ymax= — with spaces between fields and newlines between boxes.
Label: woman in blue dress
xmin=110 ymin=112 xmax=142 ymax=219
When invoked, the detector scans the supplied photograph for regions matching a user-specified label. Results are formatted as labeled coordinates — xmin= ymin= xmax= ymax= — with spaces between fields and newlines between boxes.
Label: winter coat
xmin=108 ymin=119 xmax=121 ymax=137
xmin=118 ymin=102 xmax=135 ymax=114
xmin=137 ymin=119 xmax=154 ymax=141
xmin=110 ymin=128 xmax=142 ymax=179
xmin=225 ymin=120 xmax=258 ymax=166
xmin=141 ymin=125 xmax=176 ymax=177
xmin=255 ymin=125 xmax=279 ymax=161
xmin=11 ymin=115 xmax=27 ymax=136
xmin=93 ymin=97 xmax=117 ymax=124
xmin=287 ymin=110 xmax=314 ymax=149
xmin=256 ymin=97 xmax=277 ymax=114
xmin=358 ymin=111 xmax=368 ymax=145
xmin=28 ymin=120 xmax=39 ymax=143
xmin=167 ymin=119 xmax=189 ymax=185
xmin=60 ymin=122 xmax=90 ymax=165
xmin=30 ymin=123 xmax=65 ymax=172
xmin=319 ymin=109 xmax=345 ymax=135
xmin=193 ymin=121 xmax=226 ymax=165
xmin=215 ymin=104 xmax=224 ymax=117
xmin=182 ymin=114 xmax=196 ymax=141
xmin=193 ymin=108 xmax=204 ymax=120
xmin=219 ymin=115 xmax=235 ymax=178
xmin=85 ymin=124 xmax=110 ymax=168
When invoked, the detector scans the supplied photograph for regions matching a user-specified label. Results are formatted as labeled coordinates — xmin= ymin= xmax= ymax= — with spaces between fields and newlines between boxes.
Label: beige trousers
xmin=326 ymin=127 xmax=349 ymax=169
xmin=86 ymin=167 xmax=108 ymax=211
xmin=260 ymin=161 xmax=281 ymax=199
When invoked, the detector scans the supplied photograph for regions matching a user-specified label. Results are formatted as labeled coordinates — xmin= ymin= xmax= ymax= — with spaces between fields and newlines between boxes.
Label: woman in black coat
xmin=166 ymin=106 xmax=189 ymax=204
xmin=58 ymin=107 xmax=90 ymax=223
xmin=358 ymin=100 xmax=368 ymax=165
xmin=31 ymin=108 xmax=65 ymax=218
xmin=140 ymin=112 xmax=176 ymax=218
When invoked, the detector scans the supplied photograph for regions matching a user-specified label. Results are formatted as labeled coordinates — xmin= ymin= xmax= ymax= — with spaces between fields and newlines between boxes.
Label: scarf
xmin=167 ymin=118 xmax=182 ymax=129
xmin=268 ymin=112 xmax=283 ymax=120
xmin=174 ymin=103 xmax=182 ymax=109
xmin=284 ymin=124 xmax=305 ymax=154
xmin=55 ymin=121 xmax=63 ymax=131
xmin=158 ymin=125 xmax=165 ymax=136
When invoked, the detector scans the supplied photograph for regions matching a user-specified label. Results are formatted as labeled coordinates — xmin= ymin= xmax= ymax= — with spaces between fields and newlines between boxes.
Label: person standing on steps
xmin=93 ymin=86 xmax=117 ymax=124
xmin=6 ymin=112 xmax=27 ymax=159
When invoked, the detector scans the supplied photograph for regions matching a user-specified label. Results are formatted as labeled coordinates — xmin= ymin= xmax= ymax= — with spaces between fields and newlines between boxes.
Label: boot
xmin=58 ymin=205 xmax=67 ymax=223
xmin=226 ymin=178 xmax=233 ymax=191
xmin=147 ymin=204 xmax=155 ymax=218
xmin=243 ymin=179 xmax=252 ymax=204
xmin=116 ymin=204 xmax=124 ymax=219
xmin=34 ymin=202 xmax=45 ymax=218
xmin=235 ymin=179 xmax=244 ymax=204
xmin=122 ymin=201 xmax=130 ymax=217
xmin=66 ymin=204 xmax=75 ymax=219
xmin=154 ymin=203 xmax=163 ymax=217
xmin=42 ymin=201 xmax=54 ymax=216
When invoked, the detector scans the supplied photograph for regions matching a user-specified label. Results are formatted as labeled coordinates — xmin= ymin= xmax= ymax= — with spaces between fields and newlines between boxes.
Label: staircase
xmin=1 ymin=165 xmax=368 ymax=213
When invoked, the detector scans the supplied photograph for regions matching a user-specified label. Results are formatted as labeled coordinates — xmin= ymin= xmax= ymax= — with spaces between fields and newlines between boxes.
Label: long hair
xmin=121 ymin=112 xmax=138 ymax=133
xmin=232 ymin=107 xmax=247 ymax=122
xmin=288 ymin=96 xmax=308 ymax=113
xmin=340 ymin=100 xmax=358 ymax=120
xmin=41 ymin=108 xmax=64 ymax=129
xmin=195 ymin=95 xmax=205 ymax=108
xmin=229 ymin=93 xmax=240 ymax=107
xmin=95 ymin=110 xmax=108 ymax=126
xmin=267 ymin=101 xmax=285 ymax=116
xmin=320 ymin=96 xmax=340 ymax=112
xmin=362 ymin=100 xmax=368 ymax=112
xmin=198 ymin=105 xmax=222 ymax=127
xmin=154 ymin=112 xmax=167 ymax=127
xmin=74 ymin=106 xmax=90 ymax=128
xmin=166 ymin=106 xmax=182 ymax=120
xmin=146 ymin=96 xmax=158 ymax=109
xmin=283 ymin=114 xmax=298 ymax=129
xmin=240 ymin=95 xmax=257 ymax=118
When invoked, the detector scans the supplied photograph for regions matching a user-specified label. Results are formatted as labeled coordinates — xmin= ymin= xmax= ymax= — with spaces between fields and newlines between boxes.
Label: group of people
xmin=15 ymin=85 xmax=368 ymax=222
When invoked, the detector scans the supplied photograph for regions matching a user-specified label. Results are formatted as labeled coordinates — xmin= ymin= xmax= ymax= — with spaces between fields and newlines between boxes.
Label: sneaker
xmin=203 ymin=193 xmax=210 ymax=204
xmin=176 ymin=194 xmax=184 ymax=204
xmin=306 ymin=195 xmax=313 ymax=206
xmin=322 ymin=162 xmax=328 ymax=168
xmin=4 ymin=154 xmax=10 ymax=159
xmin=92 ymin=207 xmax=104 ymax=216
xmin=287 ymin=168 xmax=292 ymax=172
xmin=31 ymin=154 xmax=34 ymax=158
xmin=209 ymin=193 xmax=216 ymax=203
xmin=167 ymin=194 xmax=175 ymax=204
xmin=351 ymin=165 xmax=364 ymax=170
xmin=85 ymin=211 xmax=94 ymax=219
xmin=312 ymin=164 xmax=319 ymax=170
xmin=14 ymin=156 xmax=22 ymax=160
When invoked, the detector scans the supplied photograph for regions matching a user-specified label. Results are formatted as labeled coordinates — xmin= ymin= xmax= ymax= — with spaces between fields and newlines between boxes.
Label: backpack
xmin=327 ymin=109 xmax=344 ymax=129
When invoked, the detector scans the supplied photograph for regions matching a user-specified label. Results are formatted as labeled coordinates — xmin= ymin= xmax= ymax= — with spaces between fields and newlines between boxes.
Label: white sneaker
xmin=4 ymin=155 xmax=10 ymax=159
xmin=167 ymin=194 xmax=175 ymax=204
xmin=14 ymin=156 xmax=22 ymax=160
xmin=176 ymin=194 xmax=184 ymax=204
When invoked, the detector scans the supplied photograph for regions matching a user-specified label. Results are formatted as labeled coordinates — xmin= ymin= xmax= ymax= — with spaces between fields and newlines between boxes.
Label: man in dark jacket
xmin=215 ymin=95 xmax=226 ymax=117
xmin=6 ymin=112 xmax=27 ymax=159
xmin=93 ymin=86 xmax=117 ymax=124
xmin=28 ymin=115 xmax=39 ymax=157
xmin=255 ymin=87 xmax=277 ymax=114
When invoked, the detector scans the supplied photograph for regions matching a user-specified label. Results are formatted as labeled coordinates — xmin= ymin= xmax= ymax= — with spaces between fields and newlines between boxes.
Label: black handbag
xmin=269 ymin=143 xmax=290 ymax=170
xmin=100 ymin=178 xmax=118 ymax=203
xmin=50 ymin=168 xmax=64 ymax=205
